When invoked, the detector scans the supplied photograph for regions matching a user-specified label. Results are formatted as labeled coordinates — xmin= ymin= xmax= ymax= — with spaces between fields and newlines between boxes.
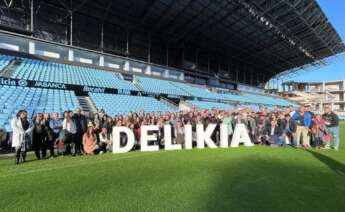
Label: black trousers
xmin=74 ymin=133 xmax=83 ymax=155
xmin=64 ymin=133 xmax=76 ymax=155
xmin=15 ymin=145 xmax=26 ymax=164
xmin=46 ymin=133 xmax=58 ymax=157
xmin=99 ymin=142 xmax=107 ymax=152
xmin=33 ymin=133 xmax=46 ymax=159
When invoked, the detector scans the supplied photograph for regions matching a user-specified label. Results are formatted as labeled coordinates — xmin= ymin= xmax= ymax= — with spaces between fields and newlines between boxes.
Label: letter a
xmin=230 ymin=123 xmax=253 ymax=147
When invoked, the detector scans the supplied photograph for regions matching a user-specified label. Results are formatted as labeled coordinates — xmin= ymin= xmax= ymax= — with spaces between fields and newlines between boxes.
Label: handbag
xmin=57 ymin=140 xmax=65 ymax=153
xmin=322 ymin=133 xmax=331 ymax=143
xmin=58 ymin=129 xmax=68 ymax=142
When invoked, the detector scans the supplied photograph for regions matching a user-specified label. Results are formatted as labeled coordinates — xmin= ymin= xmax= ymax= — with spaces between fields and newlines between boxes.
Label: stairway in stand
xmin=158 ymin=96 xmax=179 ymax=110
xmin=0 ymin=58 xmax=22 ymax=78
xmin=77 ymin=96 xmax=98 ymax=114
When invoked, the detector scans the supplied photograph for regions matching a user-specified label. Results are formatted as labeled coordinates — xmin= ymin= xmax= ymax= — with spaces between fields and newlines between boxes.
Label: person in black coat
xmin=254 ymin=121 xmax=266 ymax=144
xmin=43 ymin=113 xmax=55 ymax=157
xmin=209 ymin=114 xmax=220 ymax=145
xmin=263 ymin=120 xmax=284 ymax=146
xmin=72 ymin=108 xmax=87 ymax=155
xmin=278 ymin=114 xmax=296 ymax=145
xmin=32 ymin=113 xmax=48 ymax=159
xmin=156 ymin=121 xmax=165 ymax=149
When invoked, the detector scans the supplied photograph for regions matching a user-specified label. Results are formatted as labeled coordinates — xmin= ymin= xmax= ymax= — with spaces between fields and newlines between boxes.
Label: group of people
xmin=9 ymin=104 xmax=340 ymax=164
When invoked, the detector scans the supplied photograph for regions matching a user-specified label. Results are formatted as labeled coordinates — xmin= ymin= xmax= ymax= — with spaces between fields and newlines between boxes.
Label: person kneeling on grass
xmin=82 ymin=123 xmax=99 ymax=155
xmin=263 ymin=120 xmax=284 ymax=146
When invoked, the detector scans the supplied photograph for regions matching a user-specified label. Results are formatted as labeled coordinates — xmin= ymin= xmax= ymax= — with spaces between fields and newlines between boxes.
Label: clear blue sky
xmin=276 ymin=0 xmax=345 ymax=84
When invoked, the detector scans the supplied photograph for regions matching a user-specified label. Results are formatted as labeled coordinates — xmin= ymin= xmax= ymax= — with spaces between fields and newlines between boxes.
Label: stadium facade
xmin=0 ymin=0 xmax=344 ymax=131
xmin=283 ymin=80 xmax=345 ymax=117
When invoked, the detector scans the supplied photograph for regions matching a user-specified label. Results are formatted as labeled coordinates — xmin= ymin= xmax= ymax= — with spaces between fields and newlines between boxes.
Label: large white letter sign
xmin=141 ymin=125 xmax=159 ymax=152
xmin=164 ymin=125 xmax=182 ymax=151
xmin=230 ymin=123 xmax=253 ymax=147
xmin=184 ymin=124 xmax=193 ymax=149
xmin=196 ymin=124 xmax=217 ymax=149
xmin=220 ymin=124 xmax=229 ymax=148
xmin=112 ymin=126 xmax=135 ymax=153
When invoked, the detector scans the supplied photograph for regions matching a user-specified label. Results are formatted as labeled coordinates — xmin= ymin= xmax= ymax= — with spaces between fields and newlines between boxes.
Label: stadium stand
xmin=242 ymin=93 xmax=296 ymax=107
xmin=0 ymin=53 xmax=300 ymax=108
xmin=0 ymin=51 xmax=301 ymax=124
xmin=89 ymin=93 xmax=175 ymax=116
xmin=10 ymin=58 xmax=137 ymax=91
xmin=187 ymin=100 xmax=234 ymax=110
xmin=171 ymin=81 xmax=219 ymax=99
xmin=172 ymin=81 xmax=294 ymax=107
xmin=219 ymin=92 xmax=250 ymax=103
xmin=217 ymin=92 xmax=297 ymax=107
xmin=135 ymin=76 xmax=189 ymax=96
xmin=0 ymin=86 xmax=79 ymax=131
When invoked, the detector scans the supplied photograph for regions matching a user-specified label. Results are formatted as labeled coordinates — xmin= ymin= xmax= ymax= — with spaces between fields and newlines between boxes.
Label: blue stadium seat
xmin=0 ymin=51 xmax=300 ymax=133
xmin=0 ymin=54 xmax=14 ymax=71
xmin=89 ymin=93 xmax=175 ymax=116
xmin=187 ymin=100 xmax=234 ymax=110
xmin=171 ymin=82 xmax=220 ymax=99
xmin=135 ymin=76 xmax=189 ymax=96
xmin=0 ymin=85 xmax=79 ymax=131
xmin=242 ymin=93 xmax=292 ymax=107
xmin=11 ymin=58 xmax=137 ymax=91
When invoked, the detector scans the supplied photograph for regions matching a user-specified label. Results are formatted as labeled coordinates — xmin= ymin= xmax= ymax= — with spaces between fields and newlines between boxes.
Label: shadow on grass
xmin=203 ymin=152 xmax=345 ymax=212
xmin=305 ymin=149 xmax=345 ymax=175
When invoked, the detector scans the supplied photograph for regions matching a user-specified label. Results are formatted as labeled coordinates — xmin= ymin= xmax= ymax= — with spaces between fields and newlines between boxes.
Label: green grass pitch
xmin=0 ymin=123 xmax=344 ymax=212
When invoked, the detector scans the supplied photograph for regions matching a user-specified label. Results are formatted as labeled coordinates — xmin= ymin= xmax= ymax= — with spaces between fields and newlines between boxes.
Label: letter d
xmin=112 ymin=126 xmax=135 ymax=153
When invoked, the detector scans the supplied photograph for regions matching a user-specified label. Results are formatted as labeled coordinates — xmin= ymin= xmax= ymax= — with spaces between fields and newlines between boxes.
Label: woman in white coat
xmin=11 ymin=110 xmax=33 ymax=164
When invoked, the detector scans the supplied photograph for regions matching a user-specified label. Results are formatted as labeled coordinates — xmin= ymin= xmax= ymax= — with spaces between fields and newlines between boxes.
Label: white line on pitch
xmin=0 ymin=152 xmax=162 ymax=178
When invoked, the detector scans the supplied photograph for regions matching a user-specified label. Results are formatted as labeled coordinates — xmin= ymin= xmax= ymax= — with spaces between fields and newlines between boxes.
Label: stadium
xmin=0 ymin=0 xmax=344 ymax=211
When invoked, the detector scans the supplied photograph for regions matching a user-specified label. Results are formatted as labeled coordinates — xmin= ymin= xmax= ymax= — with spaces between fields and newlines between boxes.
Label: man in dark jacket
xmin=72 ymin=108 xmax=87 ymax=155
xmin=263 ymin=120 xmax=284 ymax=146
xmin=279 ymin=114 xmax=297 ymax=145
xmin=322 ymin=106 xmax=339 ymax=150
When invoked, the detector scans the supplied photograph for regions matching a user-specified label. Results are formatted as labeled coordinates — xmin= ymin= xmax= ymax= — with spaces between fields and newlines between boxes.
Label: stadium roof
xmin=0 ymin=0 xmax=344 ymax=84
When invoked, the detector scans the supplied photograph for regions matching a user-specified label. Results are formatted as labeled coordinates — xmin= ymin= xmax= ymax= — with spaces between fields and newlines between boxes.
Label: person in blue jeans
xmin=322 ymin=106 xmax=339 ymax=150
